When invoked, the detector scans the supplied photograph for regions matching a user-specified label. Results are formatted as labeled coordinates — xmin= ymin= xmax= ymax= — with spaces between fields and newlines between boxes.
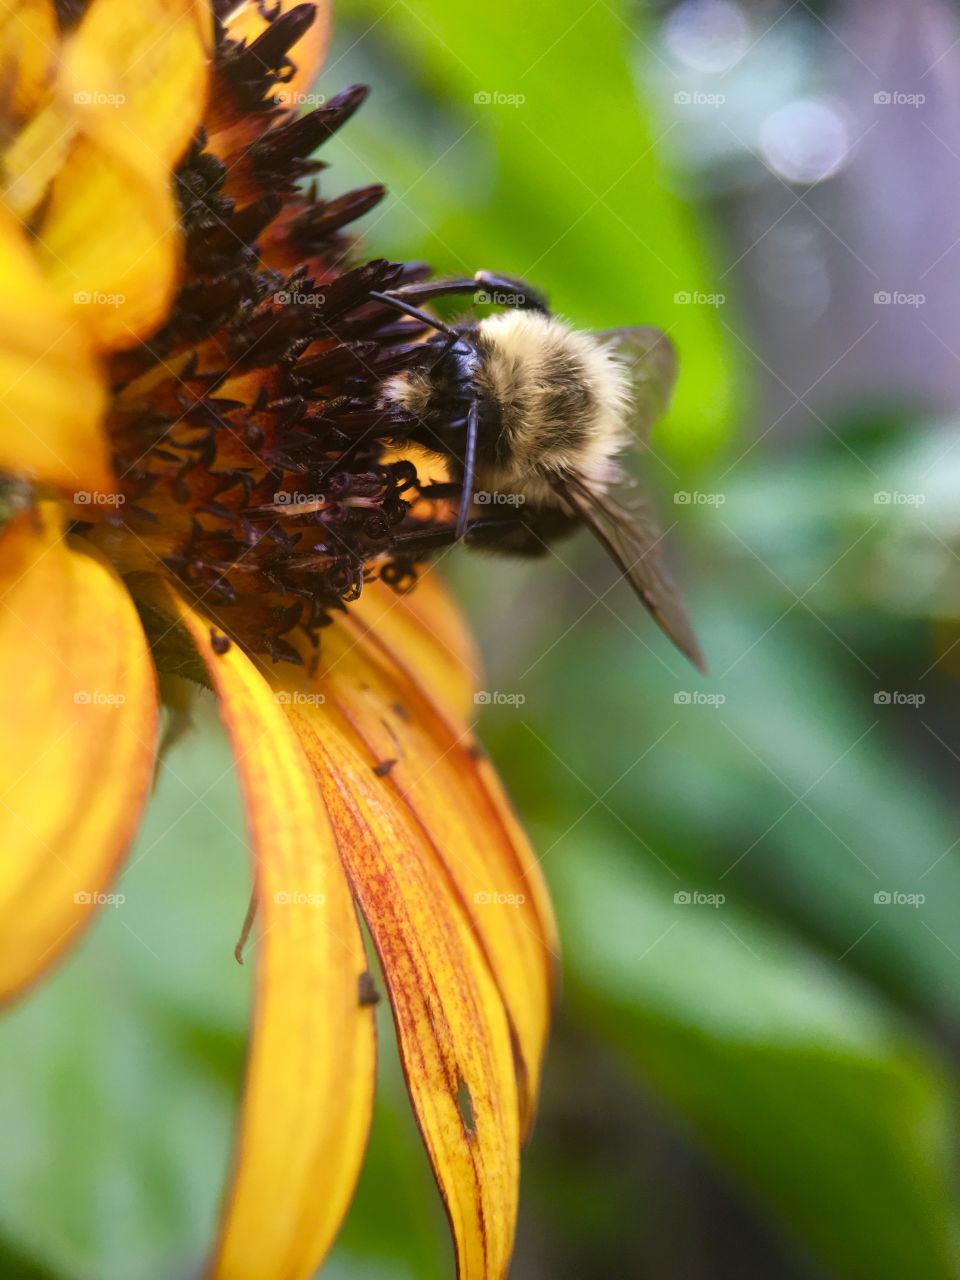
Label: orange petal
xmin=349 ymin=573 xmax=481 ymax=722
xmin=287 ymin=689 xmax=520 ymax=1280
xmin=0 ymin=507 xmax=157 ymax=1000
xmin=0 ymin=202 xmax=110 ymax=492
xmin=224 ymin=0 xmax=332 ymax=109
xmin=133 ymin=577 xmax=376 ymax=1280
xmin=335 ymin=585 xmax=558 ymax=1128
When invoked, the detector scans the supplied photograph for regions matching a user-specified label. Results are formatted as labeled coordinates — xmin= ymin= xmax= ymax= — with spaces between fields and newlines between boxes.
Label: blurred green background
xmin=5 ymin=0 xmax=960 ymax=1276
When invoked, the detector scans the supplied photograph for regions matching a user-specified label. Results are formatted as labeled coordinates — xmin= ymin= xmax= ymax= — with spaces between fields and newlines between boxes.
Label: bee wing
xmin=558 ymin=473 xmax=706 ymax=672
xmin=599 ymin=326 xmax=677 ymax=440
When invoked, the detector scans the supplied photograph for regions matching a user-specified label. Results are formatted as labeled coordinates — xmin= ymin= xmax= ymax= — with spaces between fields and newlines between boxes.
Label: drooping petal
xmin=348 ymin=574 xmax=481 ymax=722
xmin=224 ymin=0 xmax=332 ymax=108
xmin=133 ymin=577 xmax=376 ymax=1280
xmin=0 ymin=203 xmax=109 ymax=492
xmin=334 ymin=588 xmax=558 ymax=1129
xmin=0 ymin=507 xmax=157 ymax=1000
xmin=285 ymin=686 xmax=520 ymax=1280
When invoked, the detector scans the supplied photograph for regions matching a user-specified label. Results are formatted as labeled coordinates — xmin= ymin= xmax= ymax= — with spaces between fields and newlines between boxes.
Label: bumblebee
xmin=372 ymin=271 xmax=705 ymax=671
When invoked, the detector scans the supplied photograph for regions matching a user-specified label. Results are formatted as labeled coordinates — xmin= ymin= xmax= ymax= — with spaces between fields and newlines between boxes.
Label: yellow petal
xmin=133 ymin=577 xmax=376 ymax=1280
xmin=287 ymin=691 xmax=520 ymax=1280
xmin=350 ymin=574 xmax=481 ymax=722
xmin=224 ymin=0 xmax=331 ymax=108
xmin=0 ymin=0 xmax=58 ymax=122
xmin=335 ymin=588 xmax=558 ymax=1129
xmin=27 ymin=0 xmax=212 ymax=348
xmin=0 ymin=201 xmax=110 ymax=492
xmin=36 ymin=131 xmax=181 ymax=349
xmin=60 ymin=0 xmax=212 ymax=167
xmin=0 ymin=507 xmax=157 ymax=1000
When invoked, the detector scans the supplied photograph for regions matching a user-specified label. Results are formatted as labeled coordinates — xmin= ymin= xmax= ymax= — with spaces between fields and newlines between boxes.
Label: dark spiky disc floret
xmin=100 ymin=6 xmax=441 ymax=664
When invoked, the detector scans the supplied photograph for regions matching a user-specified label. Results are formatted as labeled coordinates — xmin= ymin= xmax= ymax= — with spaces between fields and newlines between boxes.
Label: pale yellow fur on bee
xmin=380 ymin=310 xmax=633 ymax=508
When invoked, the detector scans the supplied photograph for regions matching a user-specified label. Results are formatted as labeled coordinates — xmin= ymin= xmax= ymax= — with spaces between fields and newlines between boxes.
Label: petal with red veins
xmin=286 ymin=687 xmax=520 ymax=1280
xmin=133 ymin=577 xmax=375 ymax=1280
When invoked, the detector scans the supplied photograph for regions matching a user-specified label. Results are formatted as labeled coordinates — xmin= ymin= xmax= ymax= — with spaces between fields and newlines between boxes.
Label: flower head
xmin=0 ymin=3 xmax=556 ymax=1276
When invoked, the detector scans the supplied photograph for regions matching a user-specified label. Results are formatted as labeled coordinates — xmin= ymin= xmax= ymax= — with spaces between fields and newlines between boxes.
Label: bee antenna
xmin=369 ymin=289 xmax=458 ymax=337
xmin=456 ymin=398 xmax=479 ymax=540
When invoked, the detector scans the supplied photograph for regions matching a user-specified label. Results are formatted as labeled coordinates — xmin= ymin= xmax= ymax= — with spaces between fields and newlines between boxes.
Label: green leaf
xmin=554 ymin=831 xmax=960 ymax=1280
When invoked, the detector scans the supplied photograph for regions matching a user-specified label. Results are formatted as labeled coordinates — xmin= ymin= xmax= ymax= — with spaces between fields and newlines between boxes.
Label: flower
xmin=0 ymin=3 xmax=557 ymax=1277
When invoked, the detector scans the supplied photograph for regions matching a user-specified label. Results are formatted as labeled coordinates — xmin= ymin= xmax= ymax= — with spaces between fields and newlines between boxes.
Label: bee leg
xmin=389 ymin=516 xmax=530 ymax=556
xmin=455 ymin=398 xmax=480 ymax=539
xmin=415 ymin=481 xmax=461 ymax=499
